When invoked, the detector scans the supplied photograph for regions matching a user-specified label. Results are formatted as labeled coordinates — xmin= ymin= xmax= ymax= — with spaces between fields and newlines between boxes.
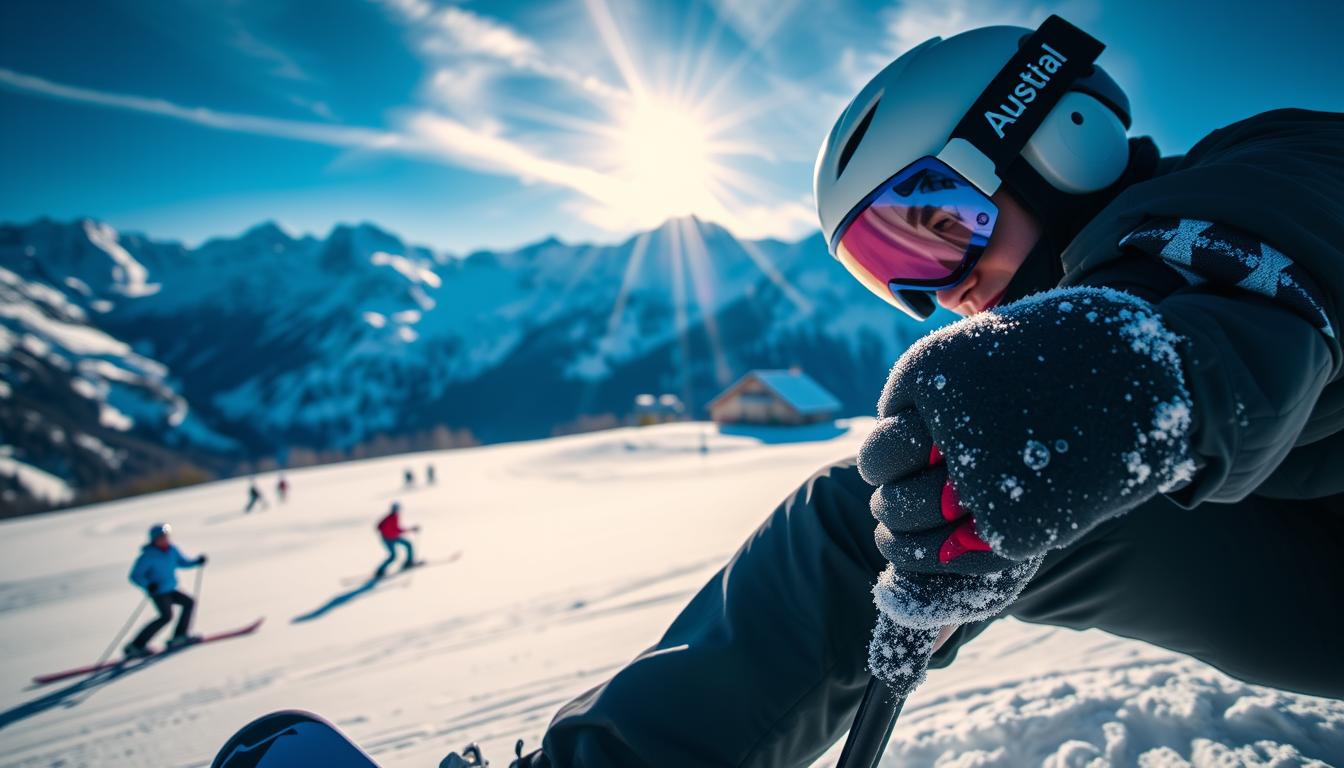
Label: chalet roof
xmin=709 ymin=369 xmax=842 ymax=416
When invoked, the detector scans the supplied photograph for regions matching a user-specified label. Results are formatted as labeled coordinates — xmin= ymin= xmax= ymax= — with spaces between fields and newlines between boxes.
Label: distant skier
xmin=403 ymin=468 xmax=415 ymax=488
xmin=426 ymin=464 xmax=436 ymax=485
xmin=276 ymin=475 xmax=289 ymax=503
xmin=125 ymin=523 xmax=207 ymax=658
xmin=245 ymin=480 xmax=268 ymax=513
xmin=375 ymin=502 xmax=420 ymax=578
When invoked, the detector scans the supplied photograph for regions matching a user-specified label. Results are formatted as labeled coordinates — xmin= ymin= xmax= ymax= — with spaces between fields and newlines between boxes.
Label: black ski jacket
xmin=1058 ymin=109 xmax=1344 ymax=504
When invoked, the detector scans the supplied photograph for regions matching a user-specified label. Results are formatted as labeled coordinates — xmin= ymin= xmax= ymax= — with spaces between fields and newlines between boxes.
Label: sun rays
xmin=611 ymin=96 xmax=719 ymax=221
xmin=529 ymin=0 xmax=816 ymax=414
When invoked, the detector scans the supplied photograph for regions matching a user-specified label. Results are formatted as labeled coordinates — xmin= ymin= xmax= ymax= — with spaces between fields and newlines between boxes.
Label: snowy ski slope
xmin=0 ymin=421 xmax=1339 ymax=766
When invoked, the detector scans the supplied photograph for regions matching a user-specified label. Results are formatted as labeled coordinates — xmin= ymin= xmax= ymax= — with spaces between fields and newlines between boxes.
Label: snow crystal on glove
xmin=868 ymin=614 xmax=939 ymax=699
xmin=871 ymin=559 xmax=1042 ymax=631
xmin=868 ymin=558 xmax=1039 ymax=696
xmin=877 ymin=287 xmax=1196 ymax=561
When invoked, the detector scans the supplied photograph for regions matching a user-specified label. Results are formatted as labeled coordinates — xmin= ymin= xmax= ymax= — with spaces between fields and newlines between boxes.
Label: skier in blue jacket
xmin=125 ymin=523 xmax=207 ymax=658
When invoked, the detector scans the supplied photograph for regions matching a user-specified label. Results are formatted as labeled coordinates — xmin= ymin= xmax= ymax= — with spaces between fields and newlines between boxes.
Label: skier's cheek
xmin=936 ymin=191 xmax=1040 ymax=317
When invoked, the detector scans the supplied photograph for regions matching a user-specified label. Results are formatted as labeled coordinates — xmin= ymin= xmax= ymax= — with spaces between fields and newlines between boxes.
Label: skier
xmin=276 ymin=474 xmax=289 ymax=503
xmin=125 ymin=523 xmax=207 ymax=658
xmin=375 ymin=502 xmax=420 ymax=578
xmin=426 ymin=463 xmax=436 ymax=485
xmin=245 ymin=479 xmax=267 ymax=513
xmin=445 ymin=16 xmax=1344 ymax=768
xmin=403 ymin=468 xmax=415 ymax=488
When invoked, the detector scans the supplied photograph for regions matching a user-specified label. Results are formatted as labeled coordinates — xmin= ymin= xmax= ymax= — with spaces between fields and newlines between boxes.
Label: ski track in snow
xmin=0 ymin=421 xmax=1339 ymax=767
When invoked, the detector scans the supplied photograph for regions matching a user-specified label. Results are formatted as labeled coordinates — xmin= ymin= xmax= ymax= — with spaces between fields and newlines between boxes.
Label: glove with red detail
xmin=858 ymin=427 xmax=1042 ymax=696
xmin=858 ymin=287 xmax=1196 ymax=696
xmin=859 ymin=440 xmax=1014 ymax=576
xmin=864 ymin=286 xmax=1195 ymax=562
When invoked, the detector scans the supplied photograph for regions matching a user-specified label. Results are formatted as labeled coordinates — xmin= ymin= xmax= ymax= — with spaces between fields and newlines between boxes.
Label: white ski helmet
xmin=814 ymin=16 xmax=1131 ymax=318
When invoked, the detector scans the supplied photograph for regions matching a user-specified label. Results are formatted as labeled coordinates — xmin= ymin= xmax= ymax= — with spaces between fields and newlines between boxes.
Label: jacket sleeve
xmin=1154 ymin=289 xmax=1331 ymax=504
xmin=172 ymin=546 xmax=200 ymax=569
xmin=129 ymin=554 xmax=150 ymax=589
xmin=1080 ymin=225 xmax=1335 ymax=505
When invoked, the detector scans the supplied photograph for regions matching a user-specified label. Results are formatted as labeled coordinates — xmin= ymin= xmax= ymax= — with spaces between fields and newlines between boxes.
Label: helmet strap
xmin=942 ymin=15 xmax=1105 ymax=191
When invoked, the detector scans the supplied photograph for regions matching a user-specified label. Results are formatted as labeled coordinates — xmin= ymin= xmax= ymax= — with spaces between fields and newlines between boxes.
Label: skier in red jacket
xmin=375 ymin=502 xmax=420 ymax=578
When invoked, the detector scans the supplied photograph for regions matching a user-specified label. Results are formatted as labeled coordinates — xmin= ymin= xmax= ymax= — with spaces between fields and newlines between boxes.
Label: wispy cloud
xmin=835 ymin=0 xmax=1055 ymax=93
xmin=882 ymin=0 xmax=1049 ymax=54
xmin=708 ymin=0 xmax=804 ymax=54
xmin=403 ymin=112 xmax=619 ymax=202
xmin=2 ymin=1 xmax=818 ymax=243
xmin=0 ymin=67 xmax=657 ymax=231
xmin=232 ymin=27 xmax=309 ymax=82
xmin=0 ymin=68 xmax=400 ymax=150
xmin=372 ymin=0 xmax=625 ymax=112
xmin=421 ymin=5 xmax=541 ymax=64
xmin=288 ymin=95 xmax=337 ymax=121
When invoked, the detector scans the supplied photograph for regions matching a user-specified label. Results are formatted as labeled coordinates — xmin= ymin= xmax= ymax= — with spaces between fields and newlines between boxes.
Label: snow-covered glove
xmin=856 ymin=376 xmax=1042 ymax=696
xmin=859 ymin=287 xmax=1195 ymax=697
xmin=863 ymin=287 xmax=1195 ymax=562
xmin=859 ymin=425 xmax=1014 ymax=576
xmin=867 ymin=558 xmax=1039 ymax=697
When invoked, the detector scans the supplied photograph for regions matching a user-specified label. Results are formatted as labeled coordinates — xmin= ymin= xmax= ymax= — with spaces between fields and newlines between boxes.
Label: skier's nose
xmin=936 ymin=276 xmax=978 ymax=315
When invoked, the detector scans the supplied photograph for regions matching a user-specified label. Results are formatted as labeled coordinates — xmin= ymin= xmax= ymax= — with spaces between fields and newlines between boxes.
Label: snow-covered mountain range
xmin=0 ymin=216 xmax=925 ymax=513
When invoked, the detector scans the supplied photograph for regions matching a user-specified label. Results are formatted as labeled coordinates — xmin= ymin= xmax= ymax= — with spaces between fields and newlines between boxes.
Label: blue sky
xmin=2 ymin=0 xmax=1340 ymax=253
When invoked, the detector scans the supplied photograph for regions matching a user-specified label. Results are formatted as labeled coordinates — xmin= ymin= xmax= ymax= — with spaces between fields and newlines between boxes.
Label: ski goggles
xmin=828 ymin=156 xmax=997 ymax=312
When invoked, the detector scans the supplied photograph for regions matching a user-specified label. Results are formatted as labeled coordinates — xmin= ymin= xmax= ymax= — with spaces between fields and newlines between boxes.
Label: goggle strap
xmin=946 ymin=15 xmax=1104 ymax=180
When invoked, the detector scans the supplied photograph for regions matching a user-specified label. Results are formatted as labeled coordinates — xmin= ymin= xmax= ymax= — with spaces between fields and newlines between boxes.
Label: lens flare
xmin=614 ymin=97 xmax=718 ymax=222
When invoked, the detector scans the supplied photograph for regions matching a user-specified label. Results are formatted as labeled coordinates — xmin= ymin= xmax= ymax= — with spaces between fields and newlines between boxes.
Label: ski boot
xmin=166 ymin=634 xmax=202 ymax=649
xmin=123 ymin=642 xmax=152 ymax=659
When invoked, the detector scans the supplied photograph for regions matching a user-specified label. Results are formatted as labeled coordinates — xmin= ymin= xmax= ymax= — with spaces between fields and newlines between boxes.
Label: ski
xmin=340 ymin=551 xmax=462 ymax=586
xmin=32 ymin=618 xmax=265 ymax=686
xmin=212 ymin=709 xmax=381 ymax=768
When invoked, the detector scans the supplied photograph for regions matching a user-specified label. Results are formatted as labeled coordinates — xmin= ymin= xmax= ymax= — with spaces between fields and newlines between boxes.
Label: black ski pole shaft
xmin=835 ymin=676 xmax=905 ymax=768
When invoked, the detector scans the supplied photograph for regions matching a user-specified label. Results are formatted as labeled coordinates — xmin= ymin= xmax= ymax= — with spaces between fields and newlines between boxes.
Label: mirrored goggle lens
xmin=832 ymin=157 xmax=997 ymax=296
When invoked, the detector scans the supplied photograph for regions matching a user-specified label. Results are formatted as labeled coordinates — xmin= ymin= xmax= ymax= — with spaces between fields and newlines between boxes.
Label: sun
xmin=611 ymin=96 xmax=722 ymax=223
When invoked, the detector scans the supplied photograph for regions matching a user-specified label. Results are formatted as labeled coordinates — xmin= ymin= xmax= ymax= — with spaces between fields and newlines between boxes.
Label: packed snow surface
xmin=0 ymin=422 xmax=1338 ymax=767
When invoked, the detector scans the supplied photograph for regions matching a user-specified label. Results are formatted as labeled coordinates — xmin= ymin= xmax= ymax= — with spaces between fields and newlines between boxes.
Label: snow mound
xmin=887 ymin=658 xmax=1342 ymax=767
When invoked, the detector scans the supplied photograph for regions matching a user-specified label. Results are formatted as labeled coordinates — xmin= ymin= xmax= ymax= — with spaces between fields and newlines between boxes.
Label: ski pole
xmin=837 ymin=623 xmax=958 ymax=767
xmin=91 ymin=598 xmax=148 ymax=671
xmin=835 ymin=677 xmax=904 ymax=768
xmin=194 ymin=564 xmax=205 ymax=620
xmin=60 ymin=597 xmax=148 ymax=706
